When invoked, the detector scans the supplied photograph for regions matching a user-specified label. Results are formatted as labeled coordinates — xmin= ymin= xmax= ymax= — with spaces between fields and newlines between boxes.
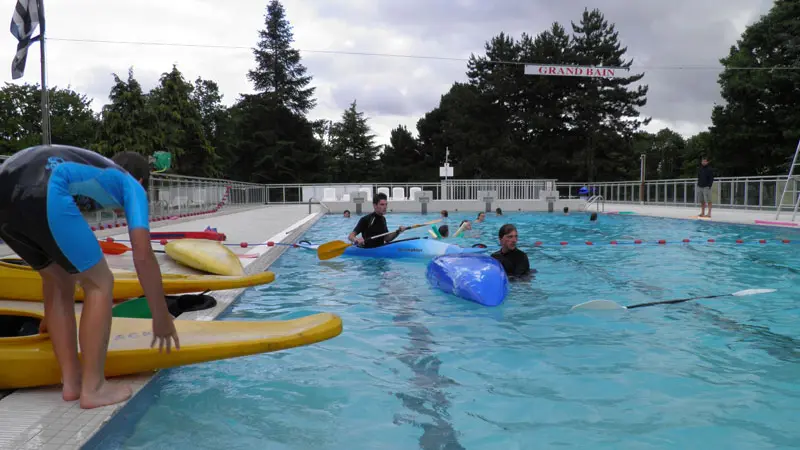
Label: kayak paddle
xmin=570 ymin=288 xmax=777 ymax=311
xmin=99 ymin=241 xmax=258 ymax=258
xmin=316 ymin=219 xmax=442 ymax=261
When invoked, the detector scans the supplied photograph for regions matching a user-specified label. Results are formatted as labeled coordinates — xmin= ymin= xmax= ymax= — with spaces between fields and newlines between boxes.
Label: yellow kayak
xmin=0 ymin=260 xmax=275 ymax=302
xmin=165 ymin=239 xmax=245 ymax=276
xmin=0 ymin=302 xmax=343 ymax=390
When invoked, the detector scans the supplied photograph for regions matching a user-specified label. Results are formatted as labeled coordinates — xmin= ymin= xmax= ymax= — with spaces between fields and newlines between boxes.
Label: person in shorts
xmin=0 ymin=144 xmax=179 ymax=409
xmin=697 ymin=157 xmax=714 ymax=217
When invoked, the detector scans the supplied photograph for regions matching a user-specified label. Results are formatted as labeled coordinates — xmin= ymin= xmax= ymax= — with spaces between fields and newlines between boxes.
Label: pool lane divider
xmin=102 ymin=237 xmax=800 ymax=250
xmin=526 ymin=238 xmax=798 ymax=247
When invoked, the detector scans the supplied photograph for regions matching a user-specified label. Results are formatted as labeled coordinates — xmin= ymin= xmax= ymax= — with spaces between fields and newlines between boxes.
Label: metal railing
xmin=560 ymin=175 xmax=799 ymax=211
xmin=5 ymin=149 xmax=799 ymax=216
xmin=263 ymin=179 xmax=558 ymax=203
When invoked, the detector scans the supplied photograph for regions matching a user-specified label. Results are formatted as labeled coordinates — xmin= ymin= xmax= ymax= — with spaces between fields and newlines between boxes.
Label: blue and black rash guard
xmin=0 ymin=144 xmax=149 ymax=274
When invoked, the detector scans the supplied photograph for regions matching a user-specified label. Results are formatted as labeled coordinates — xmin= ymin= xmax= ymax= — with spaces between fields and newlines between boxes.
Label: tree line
xmin=1 ymin=0 xmax=797 ymax=183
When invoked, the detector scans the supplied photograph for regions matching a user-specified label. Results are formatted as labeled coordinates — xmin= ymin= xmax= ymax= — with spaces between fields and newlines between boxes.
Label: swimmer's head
xmin=563 ymin=206 xmax=569 ymax=214
xmin=498 ymin=223 xmax=518 ymax=251
xmin=495 ymin=207 xmax=503 ymax=216
xmin=441 ymin=210 xmax=449 ymax=218
xmin=112 ymin=151 xmax=150 ymax=187
xmin=460 ymin=220 xmax=472 ymax=230
xmin=476 ymin=212 xmax=485 ymax=222
xmin=590 ymin=212 xmax=597 ymax=221
xmin=438 ymin=225 xmax=450 ymax=237
xmin=343 ymin=210 xmax=351 ymax=218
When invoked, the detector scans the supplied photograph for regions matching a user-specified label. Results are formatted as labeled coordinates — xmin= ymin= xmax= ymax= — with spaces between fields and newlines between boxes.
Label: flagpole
xmin=37 ymin=0 xmax=50 ymax=145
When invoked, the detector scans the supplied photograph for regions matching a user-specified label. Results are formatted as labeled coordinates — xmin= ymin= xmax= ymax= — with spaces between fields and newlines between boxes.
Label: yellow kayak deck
xmin=0 ymin=260 xmax=275 ymax=302
xmin=0 ymin=301 xmax=343 ymax=390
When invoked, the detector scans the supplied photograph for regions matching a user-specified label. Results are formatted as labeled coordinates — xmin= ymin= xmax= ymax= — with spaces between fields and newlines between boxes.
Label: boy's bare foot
xmin=79 ymin=382 xmax=132 ymax=409
xmin=62 ymin=381 xmax=81 ymax=402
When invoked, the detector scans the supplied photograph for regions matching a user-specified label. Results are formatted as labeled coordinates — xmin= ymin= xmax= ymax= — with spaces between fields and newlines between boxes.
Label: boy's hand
xmin=151 ymin=311 xmax=180 ymax=353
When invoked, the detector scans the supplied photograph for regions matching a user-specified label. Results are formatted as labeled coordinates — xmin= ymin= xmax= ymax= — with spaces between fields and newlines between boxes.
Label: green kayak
xmin=112 ymin=292 xmax=217 ymax=319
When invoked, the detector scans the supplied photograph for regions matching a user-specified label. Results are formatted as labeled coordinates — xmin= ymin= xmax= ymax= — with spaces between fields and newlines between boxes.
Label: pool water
xmin=87 ymin=211 xmax=800 ymax=449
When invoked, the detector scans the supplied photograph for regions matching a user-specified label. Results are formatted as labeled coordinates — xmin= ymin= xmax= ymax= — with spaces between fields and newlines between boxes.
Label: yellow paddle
xmin=316 ymin=219 xmax=443 ymax=261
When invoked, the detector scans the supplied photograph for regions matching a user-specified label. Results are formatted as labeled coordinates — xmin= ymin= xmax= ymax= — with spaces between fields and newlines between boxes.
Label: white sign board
xmin=439 ymin=165 xmax=453 ymax=177
xmin=524 ymin=64 xmax=630 ymax=78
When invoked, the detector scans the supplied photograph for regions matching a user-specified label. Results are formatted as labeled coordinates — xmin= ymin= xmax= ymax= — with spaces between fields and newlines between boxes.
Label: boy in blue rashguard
xmin=0 ymin=144 xmax=180 ymax=409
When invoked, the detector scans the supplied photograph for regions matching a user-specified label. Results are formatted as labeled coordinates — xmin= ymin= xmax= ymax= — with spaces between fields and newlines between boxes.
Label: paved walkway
xmin=0 ymin=205 xmax=323 ymax=450
xmin=598 ymin=203 xmax=800 ymax=228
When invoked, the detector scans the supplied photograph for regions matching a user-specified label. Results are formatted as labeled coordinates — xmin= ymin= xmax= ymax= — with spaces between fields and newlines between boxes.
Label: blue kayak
xmin=297 ymin=237 xmax=486 ymax=259
xmin=426 ymin=254 xmax=509 ymax=306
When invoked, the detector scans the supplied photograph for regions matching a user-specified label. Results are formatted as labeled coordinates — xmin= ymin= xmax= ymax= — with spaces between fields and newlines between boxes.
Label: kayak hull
xmin=426 ymin=254 xmax=509 ymax=306
xmin=300 ymin=238 xmax=486 ymax=259
xmin=0 ymin=260 xmax=275 ymax=302
xmin=165 ymin=239 xmax=245 ymax=276
xmin=0 ymin=302 xmax=343 ymax=389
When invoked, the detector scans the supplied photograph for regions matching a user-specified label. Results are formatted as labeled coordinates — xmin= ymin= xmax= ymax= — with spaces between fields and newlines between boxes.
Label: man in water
xmin=475 ymin=212 xmax=486 ymax=223
xmin=343 ymin=210 xmax=351 ymax=218
xmin=348 ymin=193 xmax=408 ymax=248
xmin=0 ymin=145 xmax=179 ymax=410
xmin=491 ymin=224 xmax=531 ymax=277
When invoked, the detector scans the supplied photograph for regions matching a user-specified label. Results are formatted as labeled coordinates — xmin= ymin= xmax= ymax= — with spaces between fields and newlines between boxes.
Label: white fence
xmin=4 ymin=151 xmax=797 ymax=214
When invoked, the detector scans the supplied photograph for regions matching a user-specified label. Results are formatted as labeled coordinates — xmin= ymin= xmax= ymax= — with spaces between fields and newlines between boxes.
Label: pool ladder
xmin=583 ymin=195 xmax=605 ymax=212
xmin=775 ymin=138 xmax=800 ymax=221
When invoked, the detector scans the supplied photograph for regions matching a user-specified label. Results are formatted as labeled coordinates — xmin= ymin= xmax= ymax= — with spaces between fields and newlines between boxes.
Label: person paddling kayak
xmin=347 ymin=193 xmax=408 ymax=248
xmin=491 ymin=224 xmax=531 ymax=277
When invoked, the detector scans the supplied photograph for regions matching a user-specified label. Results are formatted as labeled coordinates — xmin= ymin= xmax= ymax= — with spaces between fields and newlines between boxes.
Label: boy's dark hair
xmin=438 ymin=225 xmax=449 ymax=237
xmin=112 ymin=151 xmax=151 ymax=186
xmin=563 ymin=206 xmax=569 ymax=213
xmin=344 ymin=209 xmax=350 ymax=214
xmin=441 ymin=210 xmax=448 ymax=217
xmin=498 ymin=223 xmax=517 ymax=239
xmin=495 ymin=207 xmax=503 ymax=214
xmin=373 ymin=192 xmax=387 ymax=204
xmin=590 ymin=212 xmax=598 ymax=221
xmin=477 ymin=212 xmax=484 ymax=218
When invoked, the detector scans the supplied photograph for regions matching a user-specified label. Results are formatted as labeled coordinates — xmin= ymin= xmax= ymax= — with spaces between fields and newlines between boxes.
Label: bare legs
xmin=40 ymin=264 xmax=81 ymax=401
xmin=700 ymin=201 xmax=713 ymax=218
xmin=39 ymin=259 xmax=132 ymax=409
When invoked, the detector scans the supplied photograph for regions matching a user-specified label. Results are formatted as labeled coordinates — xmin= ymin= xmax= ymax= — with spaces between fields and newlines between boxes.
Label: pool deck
xmin=0 ymin=204 xmax=325 ymax=450
xmin=597 ymin=203 xmax=800 ymax=228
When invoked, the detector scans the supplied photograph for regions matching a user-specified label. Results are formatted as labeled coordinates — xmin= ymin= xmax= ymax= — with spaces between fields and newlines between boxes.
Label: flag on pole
xmin=10 ymin=0 xmax=41 ymax=79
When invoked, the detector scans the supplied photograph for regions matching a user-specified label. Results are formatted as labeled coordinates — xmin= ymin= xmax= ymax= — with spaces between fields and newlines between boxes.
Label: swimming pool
xmin=86 ymin=211 xmax=800 ymax=449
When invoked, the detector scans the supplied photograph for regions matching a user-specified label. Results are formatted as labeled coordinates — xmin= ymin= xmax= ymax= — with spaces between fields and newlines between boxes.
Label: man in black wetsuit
xmin=491 ymin=224 xmax=531 ymax=277
xmin=347 ymin=193 xmax=407 ymax=248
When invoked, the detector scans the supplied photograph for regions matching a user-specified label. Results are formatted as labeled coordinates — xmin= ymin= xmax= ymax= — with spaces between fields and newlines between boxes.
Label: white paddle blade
xmin=732 ymin=289 xmax=776 ymax=297
xmin=570 ymin=300 xmax=628 ymax=311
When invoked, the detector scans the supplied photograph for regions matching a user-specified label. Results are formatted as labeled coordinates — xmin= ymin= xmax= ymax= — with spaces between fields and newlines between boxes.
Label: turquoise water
xmin=87 ymin=211 xmax=800 ymax=449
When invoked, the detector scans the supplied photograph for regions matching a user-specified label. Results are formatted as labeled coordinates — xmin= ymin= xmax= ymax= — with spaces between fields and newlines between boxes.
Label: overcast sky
xmin=3 ymin=0 xmax=774 ymax=147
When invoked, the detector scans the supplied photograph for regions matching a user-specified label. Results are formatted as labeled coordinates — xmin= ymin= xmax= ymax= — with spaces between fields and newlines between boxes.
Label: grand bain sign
xmin=524 ymin=64 xmax=631 ymax=78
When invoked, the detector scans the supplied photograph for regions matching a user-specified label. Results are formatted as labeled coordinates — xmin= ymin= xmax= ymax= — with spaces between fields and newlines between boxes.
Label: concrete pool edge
xmin=0 ymin=206 xmax=324 ymax=450
xmin=76 ymin=209 xmax=325 ymax=449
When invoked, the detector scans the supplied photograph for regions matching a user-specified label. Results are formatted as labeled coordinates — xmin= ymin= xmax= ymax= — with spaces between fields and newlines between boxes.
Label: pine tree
xmin=380 ymin=124 xmax=422 ymax=181
xmin=328 ymin=100 xmax=379 ymax=182
xmin=569 ymin=8 xmax=650 ymax=181
xmin=94 ymin=67 xmax=156 ymax=157
xmin=247 ymin=0 xmax=316 ymax=115
xmin=148 ymin=65 xmax=219 ymax=177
